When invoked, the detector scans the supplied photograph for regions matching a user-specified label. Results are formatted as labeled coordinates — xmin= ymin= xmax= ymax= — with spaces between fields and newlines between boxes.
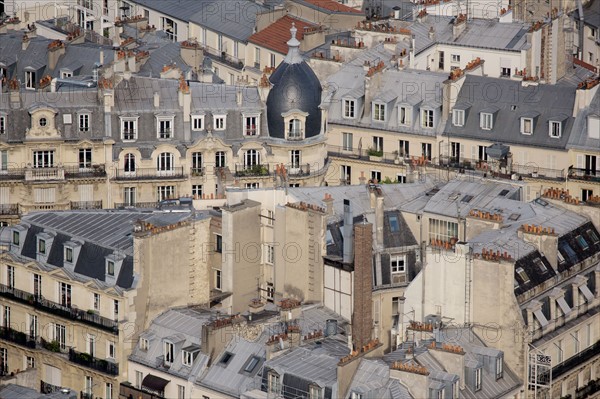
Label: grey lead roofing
xmin=567 ymin=86 xmax=600 ymax=151
xmin=345 ymin=358 xmax=413 ymax=399
xmin=127 ymin=0 xmax=269 ymax=42
xmin=444 ymin=75 xmax=577 ymax=150
xmin=572 ymin=0 xmax=600 ymax=29
xmin=16 ymin=210 xmax=196 ymax=289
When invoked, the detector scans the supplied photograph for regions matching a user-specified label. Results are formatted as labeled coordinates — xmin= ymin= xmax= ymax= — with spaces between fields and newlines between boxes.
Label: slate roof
xmin=567 ymin=87 xmax=600 ymax=150
xmin=572 ymin=0 xmax=600 ymax=29
xmin=248 ymin=16 xmax=317 ymax=55
xmin=129 ymin=0 xmax=269 ymax=42
xmin=292 ymin=0 xmax=363 ymax=14
xmin=445 ymin=75 xmax=577 ymax=150
xmin=345 ymin=358 xmax=413 ymax=399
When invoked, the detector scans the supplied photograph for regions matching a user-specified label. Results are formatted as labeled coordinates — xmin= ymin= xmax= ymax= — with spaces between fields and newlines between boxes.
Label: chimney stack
xmin=323 ymin=193 xmax=334 ymax=216
xmin=343 ymin=199 xmax=353 ymax=263
xmin=352 ymin=222 xmax=373 ymax=350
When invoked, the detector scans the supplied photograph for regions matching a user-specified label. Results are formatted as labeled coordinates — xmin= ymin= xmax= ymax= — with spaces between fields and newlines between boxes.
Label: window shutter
xmin=460 ymin=144 xmax=465 ymax=160
xmin=471 ymin=145 xmax=476 ymax=160
xmin=79 ymin=184 xmax=93 ymax=202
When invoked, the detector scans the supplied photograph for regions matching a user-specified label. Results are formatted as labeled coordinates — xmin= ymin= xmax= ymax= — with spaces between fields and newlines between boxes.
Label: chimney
xmin=452 ymin=14 xmax=467 ymax=39
xmin=518 ymin=225 xmax=559 ymax=271
xmin=153 ymin=91 xmax=160 ymax=108
xmin=99 ymin=50 xmax=104 ymax=66
xmin=47 ymin=40 xmax=66 ymax=71
xmin=443 ymin=71 xmax=466 ymax=117
xmin=352 ymin=222 xmax=373 ymax=350
xmin=236 ymin=88 xmax=243 ymax=106
xmin=22 ymin=34 xmax=30 ymax=51
xmin=428 ymin=26 xmax=435 ymax=40
xmin=180 ymin=40 xmax=204 ymax=71
xmin=343 ymin=199 xmax=353 ymax=263
xmin=323 ymin=193 xmax=334 ymax=216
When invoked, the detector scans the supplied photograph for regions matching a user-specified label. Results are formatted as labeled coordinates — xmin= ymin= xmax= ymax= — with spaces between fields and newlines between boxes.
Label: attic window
xmin=461 ymin=195 xmax=474 ymax=203
xmin=38 ymin=238 xmax=46 ymax=255
xmin=107 ymin=260 xmax=115 ymax=276
xmin=587 ymin=229 xmax=599 ymax=244
xmin=549 ymin=121 xmax=561 ymax=138
xmin=516 ymin=267 xmax=530 ymax=285
xmin=498 ymin=189 xmax=510 ymax=197
xmin=389 ymin=215 xmax=399 ymax=232
xmin=182 ymin=349 xmax=199 ymax=367
xmin=521 ymin=117 xmax=533 ymax=135
xmin=12 ymin=231 xmax=20 ymax=246
xmin=220 ymin=352 xmax=234 ymax=365
xmin=557 ymin=250 xmax=566 ymax=264
xmin=452 ymin=109 xmax=464 ymax=126
xmin=533 ymin=258 xmax=547 ymax=273
xmin=243 ymin=356 xmax=261 ymax=373
xmin=576 ymin=235 xmax=589 ymax=251
xmin=65 ymin=247 xmax=73 ymax=263
xmin=560 ymin=243 xmax=578 ymax=263
xmin=140 ymin=338 xmax=149 ymax=351
xmin=480 ymin=113 xmax=493 ymax=130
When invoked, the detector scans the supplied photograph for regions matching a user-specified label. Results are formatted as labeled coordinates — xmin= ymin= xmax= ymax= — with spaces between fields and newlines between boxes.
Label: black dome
xmin=266 ymin=62 xmax=322 ymax=139
xmin=265 ymin=23 xmax=322 ymax=139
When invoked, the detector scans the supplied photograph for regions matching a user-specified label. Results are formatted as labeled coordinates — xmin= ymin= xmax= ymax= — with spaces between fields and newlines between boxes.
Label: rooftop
xmin=293 ymin=0 xmax=363 ymax=14
xmin=249 ymin=16 xmax=317 ymax=55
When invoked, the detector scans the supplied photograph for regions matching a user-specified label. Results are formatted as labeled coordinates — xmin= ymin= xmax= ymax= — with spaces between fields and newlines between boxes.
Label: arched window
xmin=244 ymin=149 xmax=260 ymax=167
xmin=157 ymin=152 xmax=174 ymax=172
xmin=124 ymin=153 xmax=136 ymax=173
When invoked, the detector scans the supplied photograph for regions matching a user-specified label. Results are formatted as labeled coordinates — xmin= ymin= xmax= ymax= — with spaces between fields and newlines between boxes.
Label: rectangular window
xmin=372 ymin=136 xmax=383 ymax=152
xmin=389 ymin=215 xmax=399 ymax=232
xmin=521 ymin=118 xmax=533 ymax=135
xmin=341 ymin=165 xmax=351 ymax=184
xmin=421 ymin=109 xmax=434 ymax=128
xmin=0 ymin=116 xmax=5 ymax=134
xmin=25 ymin=71 xmax=36 ymax=89
xmin=124 ymin=187 xmax=136 ymax=206
xmin=549 ymin=121 xmax=561 ymax=138
xmin=475 ymin=368 xmax=482 ymax=391
xmin=26 ymin=356 xmax=35 ymax=369
xmin=33 ymin=274 xmax=41 ymax=298
xmin=480 ymin=113 xmax=493 ymax=130
xmin=157 ymin=186 xmax=175 ymax=201
xmin=255 ymin=47 xmax=261 ymax=67
xmin=191 ymin=152 xmax=203 ymax=174
xmin=107 ymin=260 xmax=115 ymax=276
xmin=59 ymin=282 xmax=72 ymax=308
xmin=428 ymin=218 xmax=459 ymax=244
xmin=266 ymin=210 xmax=274 ymax=226
xmin=33 ymin=150 xmax=54 ymax=168
xmin=399 ymin=106 xmax=411 ymax=126
xmin=391 ymin=255 xmax=405 ymax=273
xmin=309 ymin=386 xmax=323 ymax=399
xmin=344 ymin=99 xmax=355 ymax=118
xmin=86 ymin=334 xmax=96 ymax=357
xmin=371 ymin=170 xmax=381 ymax=182
xmin=192 ymin=116 xmax=204 ymax=131
xmin=65 ymin=247 xmax=73 ymax=263
xmin=157 ymin=119 xmax=172 ymax=139
xmin=178 ymin=385 xmax=185 ymax=399
xmin=12 ymin=231 xmax=19 ymax=246
xmin=28 ymin=314 xmax=38 ymax=338
xmin=216 ymin=235 xmax=222 ymax=253
xmin=107 ymin=342 xmax=117 ymax=359
xmin=245 ymin=182 xmax=259 ymax=189
xmin=93 ymin=293 xmax=100 ymax=311
xmin=266 ymin=245 xmax=274 ymax=264
xmin=478 ymin=145 xmax=488 ymax=161
xmin=182 ymin=351 xmax=193 ymax=366
xmin=214 ymin=116 xmax=226 ymax=130
xmin=398 ymin=140 xmax=409 ymax=157
xmin=38 ymin=239 xmax=46 ymax=255
xmin=269 ymin=53 xmax=276 ymax=68
xmin=3 ymin=305 xmax=10 ymax=327
xmin=55 ymin=323 xmax=66 ymax=350
xmin=79 ymin=114 xmax=90 ymax=132
xmin=289 ymin=150 xmax=301 ymax=169
xmin=582 ymin=189 xmax=593 ymax=202
xmin=215 ymin=151 xmax=226 ymax=168
xmin=266 ymin=282 xmax=274 ymax=301
xmin=215 ymin=269 xmax=222 ymax=290
xmin=268 ymin=373 xmax=280 ymax=393
xmin=342 ymin=133 xmax=353 ymax=151
xmin=6 ymin=266 xmax=14 ymax=288
xmin=501 ymin=67 xmax=511 ymax=77
xmin=244 ymin=116 xmax=258 ymax=136
xmin=79 ymin=148 xmax=92 ymax=169
xmin=397 ymin=174 xmax=406 ymax=183
xmin=135 ymin=371 xmax=143 ymax=389
xmin=373 ymin=103 xmax=386 ymax=121
xmin=122 ymin=119 xmax=137 ymax=140
xmin=192 ymin=185 xmax=203 ymax=198
xmin=0 ymin=348 xmax=6 ymax=371
xmin=161 ymin=17 xmax=177 ymax=41
xmin=496 ymin=356 xmax=503 ymax=379
xmin=451 ymin=54 xmax=460 ymax=62
xmin=452 ymin=109 xmax=464 ymax=126
xmin=140 ymin=338 xmax=149 ymax=351
xmin=113 ymin=299 xmax=119 ymax=321
xmin=105 ymin=383 xmax=113 ymax=399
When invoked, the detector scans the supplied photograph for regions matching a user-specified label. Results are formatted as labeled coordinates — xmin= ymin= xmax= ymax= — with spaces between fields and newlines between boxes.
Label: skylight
xmin=243 ymin=356 xmax=261 ymax=373
xmin=533 ymin=258 xmax=547 ymax=273
xmin=508 ymin=213 xmax=521 ymax=221
xmin=576 ymin=235 xmax=589 ymax=251
xmin=498 ymin=189 xmax=510 ymax=197
xmin=389 ymin=215 xmax=399 ymax=232
xmin=559 ymin=243 xmax=577 ymax=263
xmin=461 ymin=195 xmax=474 ymax=203
xmin=516 ymin=267 xmax=530 ymax=285
xmin=220 ymin=352 xmax=234 ymax=365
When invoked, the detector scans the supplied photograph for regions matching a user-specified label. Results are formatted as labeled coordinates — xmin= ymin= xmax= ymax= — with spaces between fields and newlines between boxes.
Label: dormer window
xmin=309 ymin=384 xmax=323 ymax=399
xmin=163 ymin=341 xmax=174 ymax=365
xmin=191 ymin=115 xmax=204 ymax=131
xmin=343 ymin=99 xmax=355 ymax=119
xmin=244 ymin=115 xmax=260 ymax=136
xmin=480 ymin=113 xmax=493 ymax=130
xmin=140 ymin=338 xmax=149 ymax=351
xmin=182 ymin=347 xmax=200 ymax=367
xmin=25 ymin=71 xmax=36 ymax=90
xmin=12 ymin=231 xmax=20 ymax=246
xmin=288 ymin=119 xmax=302 ymax=139
xmin=38 ymin=238 xmax=46 ymax=255
xmin=452 ymin=109 xmax=465 ymax=126
xmin=373 ymin=103 xmax=386 ymax=122
xmin=121 ymin=117 xmax=138 ymax=141
xmin=61 ymin=70 xmax=72 ymax=79
xmin=391 ymin=255 xmax=406 ymax=273
xmin=399 ymin=106 xmax=411 ymax=126
xmin=475 ymin=367 xmax=482 ymax=391
xmin=156 ymin=116 xmax=173 ymax=139
xmin=214 ymin=115 xmax=226 ymax=131
xmin=421 ymin=109 xmax=434 ymax=128
xmin=549 ymin=121 xmax=561 ymax=138
xmin=496 ymin=355 xmax=504 ymax=379
xmin=521 ymin=117 xmax=533 ymax=135
xmin=106 ymin=260 xmax=115 ymax=276
xmin=79 ymin=113 xmax=90 ymax=132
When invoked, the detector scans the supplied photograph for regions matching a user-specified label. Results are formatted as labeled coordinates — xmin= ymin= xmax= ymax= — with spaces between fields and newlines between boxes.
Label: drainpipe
xmin=577 ymin=0 xmax=584 ymax=60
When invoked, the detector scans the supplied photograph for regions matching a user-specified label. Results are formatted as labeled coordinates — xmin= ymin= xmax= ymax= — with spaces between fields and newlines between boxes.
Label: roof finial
xmin=285 ymin=21 xmax=302 ymax=64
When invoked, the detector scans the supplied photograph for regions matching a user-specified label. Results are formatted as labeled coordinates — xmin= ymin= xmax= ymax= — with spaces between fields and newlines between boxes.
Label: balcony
xmin=287 ymin=163 xmax=311 ymax=177
xmin=114 ymin=201 xmax=158 ymax=209
xmin=327 ymin=145 xmax=417 ymax=165
xmin=190 ymin=167 xmax=205 ymax=177
xmin=64 ymin=165 xmax=107 ymax=179
xmin=552 ymin=341 xmax=600 ymax=378
xmin=70 ymin=201 xmax=103 ymax=210
xmin=41 ymin=381 xmax=64 ymax=394
xmin=158 ymin=129 xmax=172 ymax=139
xmin=0 ymin=204 xmax=20 ymax=216
xmin=0 ymin=327 xmax=36 ymax=349
xmin=122 ymin=129 xmax=137 ymax=141
xmin=114 ymin=167 xmax=186 ymax=181
xmin=235 ymin=164 xmax=270 ymax=177
xmin=68 ymin=348 xmax=119 ymax=376
xmin=120 ymin=383 xmax=164 ymax=399
xmin=0 ymin=283 xmax=118 ymax=334
xmin=568 ymin=167 xmax=600 ymax=183
xmin=202 ymin=45 xmax=245 ymax=70
xmin=0 ymin=169 xmax=26 ymax=181
xmin=25 ymin=167 xmax=65 ymax=181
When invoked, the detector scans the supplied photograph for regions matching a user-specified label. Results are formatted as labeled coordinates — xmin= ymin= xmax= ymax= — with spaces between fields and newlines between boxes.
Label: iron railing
xmin=41 ymin=381 xmax=63 ymax=394
xmin=568 ymin=167 xmax=600 ymax=183
xmin=0 ymin=283 xmax=118 ymax=333
xmin=69 ymin=348 xmax=119 ymax=376
xmin=235 ymin=164 xmax=270 ymax=177
xmin=114 ymin=167 xmax=186 ymax=180
xmin=120 ymin=383 xmax=165 ymax=399
xmin=190 ymin=167 xmax=205 ymax=177
xmin=0 ymin=326 xmax=36 ymax=348
xmin=70 ymin=201 xmax=103 ymax=210
xmin=114 ymin=201 xmax=158 ymax=209
xmin=552 ymin=341 xmax=600 ymax=379
xmin=0 ymin=204 xmax=19 ymax=215
xmin=64 ymin=165 xmax=107 ymax=179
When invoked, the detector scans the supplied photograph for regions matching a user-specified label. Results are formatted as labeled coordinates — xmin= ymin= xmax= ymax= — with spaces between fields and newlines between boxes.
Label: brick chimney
xmin=352 ymin=222 xmax=373 ymax=350
xmin=47 ymin=40 xmax=66 ymax=71
xmin=323 ymin=193 xmax=334 ymax=216
xmin=518 ymin=224 xmax=559 ymax=271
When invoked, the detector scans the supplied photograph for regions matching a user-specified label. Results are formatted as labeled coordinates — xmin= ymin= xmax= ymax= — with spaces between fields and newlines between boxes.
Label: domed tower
xmin=266 ymin=23 xmax=322 ymax=140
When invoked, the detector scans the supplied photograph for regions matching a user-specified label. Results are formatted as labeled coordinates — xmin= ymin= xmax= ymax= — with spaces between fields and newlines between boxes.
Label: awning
xmin=579 ymin=285 xmax=594 ymax=302
xmin=142 ymin=374 xmax=170 ymax=392
xmin=533 ymin=309 xmax=549 ymax=327
xmin=556 ymin=297 xmax=571 ymax=315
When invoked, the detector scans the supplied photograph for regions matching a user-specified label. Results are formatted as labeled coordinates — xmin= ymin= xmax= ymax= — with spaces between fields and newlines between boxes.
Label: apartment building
xmin=572 ymin=0 xmax=600 ymax=69
xmin=0 ymin=207 xmax=221 ymax=397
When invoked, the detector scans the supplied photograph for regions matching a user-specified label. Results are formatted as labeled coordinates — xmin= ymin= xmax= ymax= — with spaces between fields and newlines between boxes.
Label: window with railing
xmin=0 ymin=116 xmax=6 ymax=134
xmin=79 ymin=114 xmax=90 ymax=132
xmin=157 ymin=152 xmax=174 ymax=172
xmin=157 ymin=186 xmax=175 ymax=201
xmin=215 ymin=152 xmax=226 ymax=168
xmin=192 ymin=152 xmax=203 ymax=174
xmin=121 ymin=119 xmax=137 ymax=141
xmin=244 ymin=116 xmax=259 ymax=136
xmin=342 ymin=132 xmax=353 ymax=151
xmin=157 ymin=118 xmax=173 ymax=139
xmin=59 ymin=282 xmax=72 ymax=308
xmin=164 ymin=341 xmax=174 ymax=365
xmin=123 ymin=153 xmax=136 ymax=173
xmin=33 ymin=150 xmax=54 ymax=168
xmin=244 ymin=149 xmax=260 ymax=167
xmin=79 ymin=149 xmax=92 ymax=169
xmin=289 ymin=150 xmax=301 ymax=169
xmin=373 ymin=103 xmax=386 ymax=121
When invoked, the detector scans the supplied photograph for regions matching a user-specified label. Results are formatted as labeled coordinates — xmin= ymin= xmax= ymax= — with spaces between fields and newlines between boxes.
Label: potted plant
xmin=368 ymin=148 xmax=383 ymax=161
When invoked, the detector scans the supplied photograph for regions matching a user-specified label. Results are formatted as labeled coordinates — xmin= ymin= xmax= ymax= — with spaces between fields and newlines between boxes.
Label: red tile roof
xmin=300 ymin=0 xmax=363 ymax=14
xmin=249 ymin=16 xmax=317 ymax=55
